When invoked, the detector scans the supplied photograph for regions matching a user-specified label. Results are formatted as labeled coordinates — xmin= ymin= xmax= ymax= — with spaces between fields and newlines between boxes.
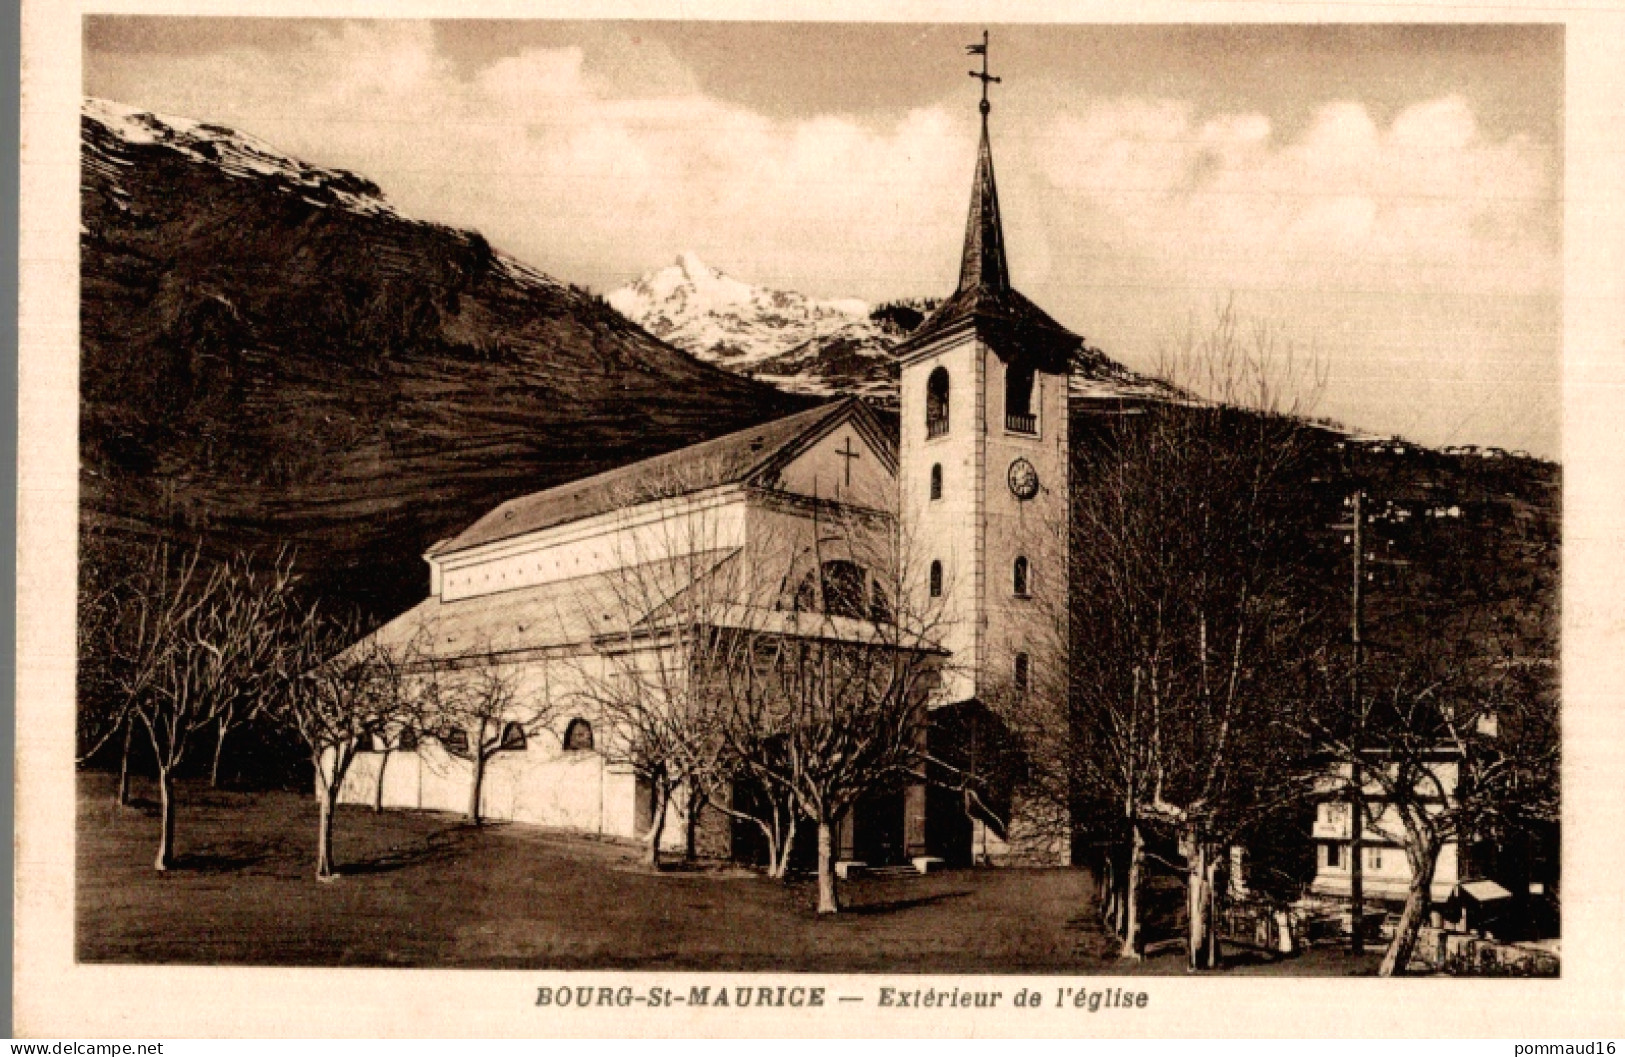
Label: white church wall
xmin=337 ymin=741 xmax=468 ymax=815
xmin=417 ymin=741 xmax=474 ymax=814
xmin=435 ymin=487 xmax=749 ymax=602
xmin=381 ymin=748 xmax=421 ymax=807
xmin=899 ymin=333 xmax=982 ymax=705
xmin=338 ymin=748 xmax=423 ymax=811
xmin=337 ymin=753 xmax=375 ymax=807
xmin=981 ymin=348 xmax=1070 ymax=709
xmin=336 ymin=639 xmax=693 ymax=851
xmin=339 ymin=737 xmax=682 ymax=850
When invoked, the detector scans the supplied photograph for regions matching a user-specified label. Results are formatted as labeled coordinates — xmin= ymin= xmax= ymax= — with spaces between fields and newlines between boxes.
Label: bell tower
xmin=897 ymin=33 xmax=1078 ymax=712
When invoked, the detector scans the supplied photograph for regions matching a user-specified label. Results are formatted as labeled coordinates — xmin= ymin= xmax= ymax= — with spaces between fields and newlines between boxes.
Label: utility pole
xmin=1348 ymin=489 xmax=1366 ymax=954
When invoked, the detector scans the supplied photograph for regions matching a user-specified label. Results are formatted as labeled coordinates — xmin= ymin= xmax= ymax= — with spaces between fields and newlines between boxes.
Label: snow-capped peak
xmin=606 ymin=252 xmax=878 ymax=372
xmin=608 ymin=252 xmax=1174 ymax=407
xmin=607 ymin=254 xmax=902 ymax=398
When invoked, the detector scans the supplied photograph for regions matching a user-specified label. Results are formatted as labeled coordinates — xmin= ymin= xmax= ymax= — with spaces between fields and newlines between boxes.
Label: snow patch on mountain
xmin=82 ymin=97 xmax=563 ymax=295
xmin=83 ymin=97 xmax=404 ymax=220
xmin=610 ymin=253 xmax=1182 ymax=406
xmin=607 ymin=254 xmax=920 ymax=400
xmin=609 ymin=254 xmax=879 ymax=357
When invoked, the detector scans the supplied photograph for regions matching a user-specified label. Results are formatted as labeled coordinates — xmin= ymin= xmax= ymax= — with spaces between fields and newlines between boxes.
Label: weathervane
xmin=966 ymin=30 xmax=1000 ymax=116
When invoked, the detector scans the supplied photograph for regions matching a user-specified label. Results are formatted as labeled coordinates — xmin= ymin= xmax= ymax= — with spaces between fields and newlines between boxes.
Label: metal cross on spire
xmin=966 ymin=30 xmax=1000 ymax=116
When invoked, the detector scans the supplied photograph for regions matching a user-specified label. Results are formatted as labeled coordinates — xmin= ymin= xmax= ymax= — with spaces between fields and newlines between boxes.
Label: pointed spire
xmin=958 ymin=32 xmax=1009 ymax=293
xmin=898 ymin=31 xmax=1081 ymax=365
xmin=957 ymin=114 xmax=1010 ymax=293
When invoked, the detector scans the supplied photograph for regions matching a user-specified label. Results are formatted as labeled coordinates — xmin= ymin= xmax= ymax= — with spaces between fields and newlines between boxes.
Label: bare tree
xmin=573 ymin=445 xmax=944 ymax=899
xmin=430 ymin=649 xmax=561 ymax=827
xmin=586 ymin=648 xmax=719 ymax=867
xmin=572 ymin=456 xmax=760 ymax=870
xmin=701 ymin=502 xmax=944 ymax=914
xmin=204 ymin=668 xmax=271 ymax=788
xmin=1308 ymin=627 xmax=1558 ymax=975
xmin=712 ymin=622 xmax=938 ymax=914
xmin=275 ymin=611 xmax=422 ymax=880
xmin=113 ymin=544 xmax=295 ymax=870
xmin=1065 ymin=305 xmax=1325 ymax=966
xmin=77 ymin=534 xmax=140 ymax=806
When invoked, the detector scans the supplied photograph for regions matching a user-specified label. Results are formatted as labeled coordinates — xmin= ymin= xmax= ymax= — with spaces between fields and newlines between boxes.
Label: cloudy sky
xmin=84 ymin=19 xmax=1563 ymax=458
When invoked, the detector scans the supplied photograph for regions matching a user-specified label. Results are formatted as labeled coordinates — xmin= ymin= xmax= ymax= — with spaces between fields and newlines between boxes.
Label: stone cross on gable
xmin=835 ymin=435 xmax=861 ymax=487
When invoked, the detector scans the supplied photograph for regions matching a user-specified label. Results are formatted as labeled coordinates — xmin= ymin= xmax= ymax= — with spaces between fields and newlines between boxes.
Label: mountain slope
xmin=80 ymin=99 xmax=813 ymax=615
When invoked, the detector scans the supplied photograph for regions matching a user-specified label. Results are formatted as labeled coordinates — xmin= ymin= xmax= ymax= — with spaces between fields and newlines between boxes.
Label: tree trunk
xmin=1379 ymin=833 xmax=1441 ymax=977
xmin=116 ymin=723 xmax=132 ymax=807
xmin=775 ymin=817 xmax=798 ymax=881
xmin=372 ymin=750 xmax=391 ymax=813
xmin=1102 ymin=851 xmax=1123 ymax=935
xmin=645 ymin=781 xmax=669 ymax=869
xmin=316 ymin=778 xmax=339 ymax=882
xmin=815 ymin=818 xmax=840 ymax=915
xmin=1119 ymin=821 xmax=1144 ymax=959
xmin=210 ymin=721 xmax=228 ymax=788
xmin=762 ymin=822 xmax=782 ymax=879
xmin=1186 ymin=836 xmax=1221 ymax=971
xmin=1099 ymin=853 xmax=1113 ymax=928
xmin=154 ymin=764 xmax=176 ymax=871
xmin=684 ymin=781 xmax=699 ymax=862
xmin=467 ymin=752 xmax=487 ymax=826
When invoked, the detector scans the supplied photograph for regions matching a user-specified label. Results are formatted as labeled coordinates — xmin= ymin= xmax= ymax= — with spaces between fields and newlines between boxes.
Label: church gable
xmin=753 ymin=403 xmax=896 ymax=512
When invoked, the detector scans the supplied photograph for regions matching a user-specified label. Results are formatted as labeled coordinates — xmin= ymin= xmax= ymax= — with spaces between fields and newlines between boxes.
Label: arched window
xmin=354 ymin=732 xmax=375 ymax=753
xmin=793 ymin=572 xmax=819 ymax=613
xmin=397 ymin=727 xmax=419 ymax=752
xmin=821 ymin=560 xmax=867 ymax=620
xmin=926 ymin=366 xmax=950 ymax=437
xmin=929 ymin=463 xmax=943 ymax=501
xmin=1013 ymin=556 xmax=1030 ymax=597
xmin=500 ymin=722 xmax=527 ymax=751
xmin=440 ymin=728 xmax=470 ymax=757
xmin=563 ymin=718 xmax=594 ymax=752
xmin=1006 ymin=361 xmax=1037 ymax=434
xmin=929 ymin=560 xmax=943 ymax=598
xmin=1014 ymin=652 xmax=1031 ymax=695
xmin=793 ymin=561 xmax=870 ymax=620
xmin=869 ymin=582 xmax=893 ymax=624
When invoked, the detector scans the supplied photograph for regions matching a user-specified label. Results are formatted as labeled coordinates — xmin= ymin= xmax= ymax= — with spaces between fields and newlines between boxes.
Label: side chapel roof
xmin=368 ymin=550 xmax=740 ymax=660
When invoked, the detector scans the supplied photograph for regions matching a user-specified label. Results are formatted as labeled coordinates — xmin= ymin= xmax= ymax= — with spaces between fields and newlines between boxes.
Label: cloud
xmin=1037 ymin=94 xmax=1558 ymax=297
xmin=88 ymin=21 xmax=972 ymax=297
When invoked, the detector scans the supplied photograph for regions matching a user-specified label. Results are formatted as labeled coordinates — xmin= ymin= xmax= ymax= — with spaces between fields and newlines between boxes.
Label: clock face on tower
xmin=1007 ymin=458 xmax=1040 ymax=501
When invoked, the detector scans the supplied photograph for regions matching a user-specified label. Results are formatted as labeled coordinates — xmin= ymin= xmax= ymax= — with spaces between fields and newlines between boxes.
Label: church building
xmin=340 ymin=57 xmax=1084 ymax=868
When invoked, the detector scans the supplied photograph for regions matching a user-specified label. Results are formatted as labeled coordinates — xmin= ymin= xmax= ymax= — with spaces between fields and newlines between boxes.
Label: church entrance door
xmin=853 ymin=790 xmax=908 ymax=866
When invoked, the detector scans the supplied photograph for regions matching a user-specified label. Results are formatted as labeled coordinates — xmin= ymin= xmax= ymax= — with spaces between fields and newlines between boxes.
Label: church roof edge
xmin=437 ymin=397 xmax=892 ymax=558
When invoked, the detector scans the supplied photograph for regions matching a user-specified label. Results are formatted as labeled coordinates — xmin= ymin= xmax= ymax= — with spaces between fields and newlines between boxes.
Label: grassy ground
xmin=78 ymin=773 xmax=1379 ymax=973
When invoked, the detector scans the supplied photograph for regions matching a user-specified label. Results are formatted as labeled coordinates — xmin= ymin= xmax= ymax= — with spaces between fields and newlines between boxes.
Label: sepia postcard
xmin=14 ymin=0 xmax=1625 ymax=1039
